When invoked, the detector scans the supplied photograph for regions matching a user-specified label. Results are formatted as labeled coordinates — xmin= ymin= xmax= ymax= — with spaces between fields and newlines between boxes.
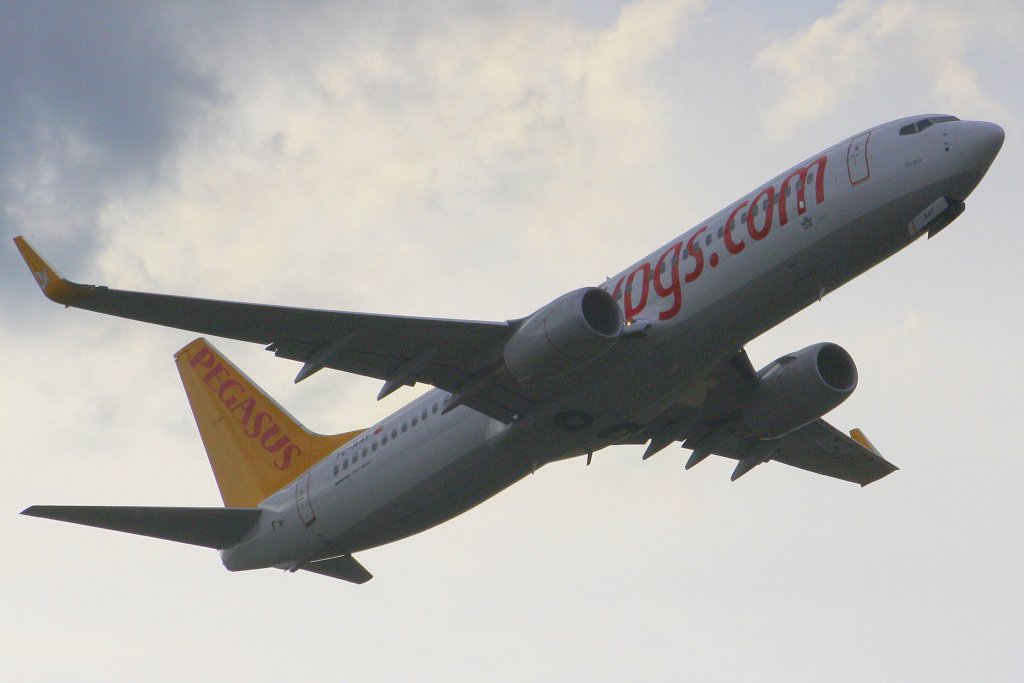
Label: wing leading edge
xmin=13 ymin=236 xmax=530 ymax=422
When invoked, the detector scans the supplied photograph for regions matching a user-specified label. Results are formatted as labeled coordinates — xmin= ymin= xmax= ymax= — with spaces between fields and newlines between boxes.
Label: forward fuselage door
xmin=847 ymin=131 xmax=871 ymax=185
xmin=295 ymin=471 xmax=316 ymax=528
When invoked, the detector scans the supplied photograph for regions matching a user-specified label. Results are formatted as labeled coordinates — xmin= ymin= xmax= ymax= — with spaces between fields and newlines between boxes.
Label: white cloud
xmin=93 ymin=0 xmax=705 ymax=318
xmin=754 ymin=0 xmax=1019 ymax=137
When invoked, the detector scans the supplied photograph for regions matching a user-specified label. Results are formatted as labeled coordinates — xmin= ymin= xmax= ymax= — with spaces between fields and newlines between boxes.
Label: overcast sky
xmin=3 ymin=1 xmax=1022 ymax=681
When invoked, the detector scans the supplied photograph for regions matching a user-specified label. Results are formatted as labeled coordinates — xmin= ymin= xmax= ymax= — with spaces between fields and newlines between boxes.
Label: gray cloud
xmin=0 ymin=2 xmax=219 ymax=297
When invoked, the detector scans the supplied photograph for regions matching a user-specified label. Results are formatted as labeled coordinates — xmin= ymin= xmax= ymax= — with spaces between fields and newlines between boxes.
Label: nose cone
xmin=961 ymin=120 xmax=1005 ymax=174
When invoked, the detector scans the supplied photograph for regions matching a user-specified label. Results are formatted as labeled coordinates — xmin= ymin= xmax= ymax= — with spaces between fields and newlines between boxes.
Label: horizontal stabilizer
xmin=301 ymin=555 xmax=373 ymax=584
xmin=22 ymin=506 xmax=261 ymax=549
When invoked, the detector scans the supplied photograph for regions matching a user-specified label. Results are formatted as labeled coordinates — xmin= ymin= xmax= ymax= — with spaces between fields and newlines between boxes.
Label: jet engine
xmin=741 ymin=342 xmax=858 ymax=439
xmin=504 ymin=287 xmax=623 ymax=382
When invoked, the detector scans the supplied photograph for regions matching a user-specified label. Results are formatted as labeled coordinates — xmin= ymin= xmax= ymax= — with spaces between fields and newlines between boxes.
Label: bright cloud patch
xmin=94 ymin=0 xmax=704 ymax=316
xmin=754 ymin=0 xmax=1019 ymax=136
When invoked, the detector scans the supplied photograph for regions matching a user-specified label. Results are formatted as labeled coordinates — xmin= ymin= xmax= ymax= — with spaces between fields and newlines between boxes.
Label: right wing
xmin=14 ymin=237 xmax=533 ymax=422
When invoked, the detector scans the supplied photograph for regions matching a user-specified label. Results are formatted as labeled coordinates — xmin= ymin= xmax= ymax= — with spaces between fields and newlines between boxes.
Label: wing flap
xmin=21 ymin=505 xmax=262 ymax=549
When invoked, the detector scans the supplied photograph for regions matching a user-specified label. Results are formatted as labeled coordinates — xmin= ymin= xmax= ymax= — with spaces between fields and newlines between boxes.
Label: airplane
xmin=15 ymin=113 xmax=1004 ymax=583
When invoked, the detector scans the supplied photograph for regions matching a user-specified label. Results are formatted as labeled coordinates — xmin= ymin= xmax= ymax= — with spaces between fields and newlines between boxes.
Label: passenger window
xmin=422 ymin=409 xmax=428 ymax=420
xmin=362 ymin=447 xmax=368 ymax=457
xmin=401 ymin=422 xmax=407 ymax=433
xmin=717 ymin=226 xmax=724 ymax=238
xmin=372 ymin=442 xmax=378 ymax=452
xmin=705 ymin=234 xmax=712 ymax=246
xmin=382 ymin=435 xmax=388 ymax=445
xmin=334 ymin=464 xmax=339 ymax=476
xmin=343 ymin=459 xmax=348 ymax=470
xmin=412 ymin=416 xmax=418 ymax=427
xmin=432 ymin=403 xmax=438 ymax=414
xmin=391 ymin=428 xmax=398 ymax=438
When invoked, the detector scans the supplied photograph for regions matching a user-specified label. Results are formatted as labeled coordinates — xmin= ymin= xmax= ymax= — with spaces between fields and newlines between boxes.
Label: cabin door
xmin=847 ymin=131 xmax=871 ymax=185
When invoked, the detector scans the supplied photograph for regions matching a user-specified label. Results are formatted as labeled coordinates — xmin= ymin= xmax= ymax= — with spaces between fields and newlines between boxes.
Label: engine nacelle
xmin=504 ymin=287 xmax=623 ymax=382
xmin=741 ymin=342 xmax=858 ymax=439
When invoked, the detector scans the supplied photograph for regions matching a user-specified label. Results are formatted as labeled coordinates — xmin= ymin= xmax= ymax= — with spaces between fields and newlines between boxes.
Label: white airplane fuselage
xmin=222 ymin=115 xmax=1004 ymax=572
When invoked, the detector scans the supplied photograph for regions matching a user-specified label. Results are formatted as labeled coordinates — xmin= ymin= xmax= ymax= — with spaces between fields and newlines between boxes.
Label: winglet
xmin=13 ymin=236 xmax=97 ymax=306
xmin=849 ymin=428 xmax=880 ymax=455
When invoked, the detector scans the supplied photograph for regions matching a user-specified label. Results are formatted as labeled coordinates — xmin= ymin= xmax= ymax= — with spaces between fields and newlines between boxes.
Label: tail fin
xmin=175 ymin=338 xmax=362 ymax=507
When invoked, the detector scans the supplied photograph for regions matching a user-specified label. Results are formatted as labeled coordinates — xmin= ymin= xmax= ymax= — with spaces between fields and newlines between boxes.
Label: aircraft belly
xmin=317 ymin=438 xmax=533 ymax=555
xmin=553 ymin=171 xmax=976 ymax=434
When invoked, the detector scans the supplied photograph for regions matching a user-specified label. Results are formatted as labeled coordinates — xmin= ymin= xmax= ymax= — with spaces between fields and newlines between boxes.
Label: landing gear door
xmin=295 ymin=471 xmax=316 ymax=528
xmin=847 ymin=131 xmax=871 ymax=185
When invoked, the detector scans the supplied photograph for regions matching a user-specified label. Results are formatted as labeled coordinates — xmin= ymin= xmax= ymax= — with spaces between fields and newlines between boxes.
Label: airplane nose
xmin=961 ymin=120 xmax=1005 ymax=173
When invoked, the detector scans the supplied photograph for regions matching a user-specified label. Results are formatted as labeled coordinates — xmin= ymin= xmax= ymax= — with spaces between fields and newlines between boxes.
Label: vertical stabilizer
xmin=175 ymin=338 xmax=362 ymax=507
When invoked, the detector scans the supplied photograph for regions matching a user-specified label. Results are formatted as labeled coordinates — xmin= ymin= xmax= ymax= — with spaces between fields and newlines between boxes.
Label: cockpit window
xmin=899 ymin=115 xmax=960 ymax=136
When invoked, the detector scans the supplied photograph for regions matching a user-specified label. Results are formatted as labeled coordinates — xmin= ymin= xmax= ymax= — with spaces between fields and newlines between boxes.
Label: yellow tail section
xmin=175 ymin=338 xmax=363 ymax=508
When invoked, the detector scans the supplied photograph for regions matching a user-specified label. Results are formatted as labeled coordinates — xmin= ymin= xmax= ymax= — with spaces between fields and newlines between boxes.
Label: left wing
xmin=683 ymin=419 xmax=897 ymax=486
xmin=643 ymin=348 xmax=897 ymax=485
xmin=14 ymin=237 xmax=532 ymax=421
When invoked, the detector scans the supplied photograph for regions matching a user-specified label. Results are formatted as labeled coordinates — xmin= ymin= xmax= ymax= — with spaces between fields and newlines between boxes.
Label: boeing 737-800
xmin=16 ymin=114 xmax=1004 ymax=583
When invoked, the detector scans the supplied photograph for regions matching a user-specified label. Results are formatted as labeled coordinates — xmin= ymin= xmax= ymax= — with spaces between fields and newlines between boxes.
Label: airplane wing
xmin=683 ymin=420 xmax=897 ymax=486
xmin=645 ymin=348 xmax=897 ymax=485
xmin=14 ymin=237 xmax=532 ymax=422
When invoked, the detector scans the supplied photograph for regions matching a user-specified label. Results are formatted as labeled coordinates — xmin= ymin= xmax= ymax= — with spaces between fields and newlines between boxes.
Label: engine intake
xmin=741 ymin=342 xmax=858 ymax=439
xmin=504 ymin=287 xmax=623 ymax=382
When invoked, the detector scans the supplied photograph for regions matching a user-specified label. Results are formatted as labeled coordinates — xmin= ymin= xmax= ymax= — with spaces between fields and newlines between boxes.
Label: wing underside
xmin=684 ymin=419 xmax=897 ymax=485
xmin=14 ymin=236 xmax=530 ymax=421
xmin=643 ymin=349 xmax=897 ymax=485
